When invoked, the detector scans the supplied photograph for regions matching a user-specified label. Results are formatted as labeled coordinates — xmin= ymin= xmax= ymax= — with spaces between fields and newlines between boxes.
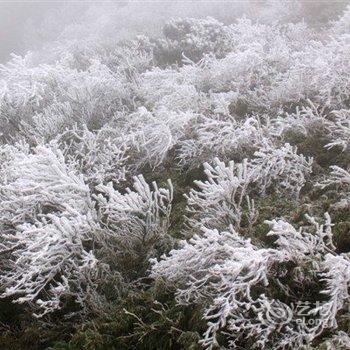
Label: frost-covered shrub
xmin=178 ymin=114 xmax=269 ymax=166
xmin=265 ymin=212 xmax=335 ymax=262
xmin=0 ymin=56 xmax=129 ymax=142
xmin=95 ymin=175 xmax=173 ymax=270
xmin=57 ymin=125 xmax=129 ymax=186
xmin=325 ymin=109 xmax=350 ymax=151
xmin=154 ymin=17 xmax=234 ymax=65
xmin=0 ymin=145 xmax=100 ymax=316
xmin=1 ymin=4 xmax=350 ymax=348
xmin=324 ymin=331 xmax=350 ymax=350
xmin=185 ymin=157 xmax=254 ymax=231
xmin=278 ymin=35 xmax=350 ymax=109
xmin=170 ymin=18 xmax=349 ymax=112
xmin=316 ymin=165 xmax=350 ymax=209
xmin=1 ymin=215 xmax=99 ymax=318
xmin=185 ymin=144 xmax=312 ymax=231
xmin=271 ymin=101 xmax=328 ymax=138
xmin=124 ymin=107 xmax=196 ymax=168
xmin=151 ymin=227 xmax=287 ymax=348
xmin=177 ymin=20 xmax=315 ymax=110
xmin=318 ymin=166 xmax=350 ymax=189
xmin=137 ymin=67 xmax=200 ymax=112
xmin=100 ymin=35 xmax=155 ymax=75
xmin=251 ymin=143 xmax=313 ymax=197
xmin=152 ymin=213 xmax=350 ymax=349
xmin=0 ymin=145 xmax=95 ymax=228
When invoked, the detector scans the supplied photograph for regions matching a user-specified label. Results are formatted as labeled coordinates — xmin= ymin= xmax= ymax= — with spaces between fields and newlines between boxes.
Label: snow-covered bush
xmin=317 ymin=166 xmax=350 ymax=189
xmin=1 ymin=215 xmax=99 ymax=317
xmin=95 ymin=175 xmax=173 ymax=268
xmin=0 ymin=56 xmax=129 ymax=142
xmin=0 ymin=145 xmax=95 ymax=228
xmin=265 ymin=212 xmax=335 ymax=262
xmin=154 ymin=17 xmax=234 ymax=65
xmin=124 ymin=107 xmax=196 ymax=168
xmin=271 ymin=101 xmax=328 ymax=137
xmin=185 ymin=144 xmax=312 ymax=232
xmin=151 ymin=227 xmax=287 ymax=348
xmin=251 ymin=143 xmax=313 ymax=197
xmin=325 ymin=109 xmax=350 ymax=151
xmin=0 ymin=145 xmax=100 ymax=316
xmin=178 ymin=19 xmax=316 ymax=111
xmin=185 ymin=157 xmax=254 ymax=231
xmin=1 ymin=3 xmax=350 ymax=349
xmin=57 ymin=125 xmax=129 ymax=185
xmin=278 ymin=35 xmax=350 ymax=109
xmin=152 ymin=213 xmax=350 ymax=349
xmin=178 ymin=114 xmax=269 ymax=166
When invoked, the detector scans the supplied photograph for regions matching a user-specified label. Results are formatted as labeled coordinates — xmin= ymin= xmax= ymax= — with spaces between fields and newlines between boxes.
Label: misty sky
xmin=0 ymin=2 xmax=63 ymax=62
xmin=0 ymin=0 xmax=265 ymax=63
xmin=0 ymin=1 xmax=348 ymax=63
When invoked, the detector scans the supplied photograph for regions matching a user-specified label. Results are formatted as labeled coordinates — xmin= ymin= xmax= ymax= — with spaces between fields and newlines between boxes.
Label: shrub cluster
xmin=1 ymin=4 xmax=350 ymax=349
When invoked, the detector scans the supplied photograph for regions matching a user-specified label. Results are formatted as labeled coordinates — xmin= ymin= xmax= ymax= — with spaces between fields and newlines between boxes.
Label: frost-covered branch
xmin=185 ymin=144 xmax=312 ymax=232
xmin=96 ymin=175 xmax=173 ymax=264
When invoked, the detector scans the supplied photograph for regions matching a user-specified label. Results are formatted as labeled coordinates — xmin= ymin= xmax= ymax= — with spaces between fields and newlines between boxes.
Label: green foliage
xmin=49 ymin=288 xmax=205 ymax=350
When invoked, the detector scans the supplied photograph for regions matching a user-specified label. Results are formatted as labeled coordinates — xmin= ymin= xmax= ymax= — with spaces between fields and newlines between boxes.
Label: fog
xmin=0 ymin=2 xmax=61 ymax=61
xmin=0 ymin=0 xmax=348 ymax=63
